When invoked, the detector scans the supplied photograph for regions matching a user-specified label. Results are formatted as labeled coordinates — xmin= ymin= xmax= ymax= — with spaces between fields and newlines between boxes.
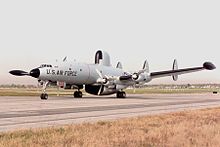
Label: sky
xmin=0 ymin=0 xmax=219 ymax=85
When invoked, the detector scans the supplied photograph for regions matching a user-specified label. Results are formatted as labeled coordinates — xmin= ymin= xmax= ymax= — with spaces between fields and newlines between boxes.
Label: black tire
xmin=116 ymin=91 xmax=126 ymax=98
xmin=74 ymin=91 xmax=83 ymax=98
xmin=213 ymin=91 xmax=218 ymax=94
xmin=116 ymin=92 xmax=120 ymax=98
xmin=44 ymin=93 xmax=48 ymax=100
xmin=40 ymin=93 xmax=48 ymax=100
xmin=78 ymin=91 xmax=83 ymax=98
xmin=73 ymin=92 xmax=78 ymax=98
xmin=122 ymin=92 xmax=126 ymax=98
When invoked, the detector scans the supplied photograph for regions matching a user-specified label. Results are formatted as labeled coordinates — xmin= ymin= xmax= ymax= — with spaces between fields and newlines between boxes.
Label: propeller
xmin=96 ymin=69 xmax=119 ymax=95
xmin=96 ymin=69 xmax=108 ymax=84
xmin=96 ymin=69 xmax=118 ymax=84
xmin=9 ymin=68 xmax=40 ymax=78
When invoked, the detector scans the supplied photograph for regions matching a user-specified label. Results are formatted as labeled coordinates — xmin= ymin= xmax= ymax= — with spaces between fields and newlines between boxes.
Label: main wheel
xmin=116 ymin=91 xmax=126 ymax=98
xmin=40 ymin=93 xmax=48 ymax=100
xmin=74 ymin=91 xmax=83 ymax=98
xmin=122 ymin=91 xmax=126 ymax=98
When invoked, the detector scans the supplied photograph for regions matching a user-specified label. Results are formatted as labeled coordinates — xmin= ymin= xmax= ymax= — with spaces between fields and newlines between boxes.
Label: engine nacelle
xmin=133 ymin=73 xmax=151 ymax=83
xmin=131 ymin=59 xmax=151 ymax=83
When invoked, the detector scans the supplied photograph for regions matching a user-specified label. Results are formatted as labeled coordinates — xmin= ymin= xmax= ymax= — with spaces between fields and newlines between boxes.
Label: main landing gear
xmin=116 ymin=91 xmax=126 ymax=98
xmin=40 ymin=81 xmax=49 ymax=100
xmin=74 ymin=90 xmax=83 ymax=98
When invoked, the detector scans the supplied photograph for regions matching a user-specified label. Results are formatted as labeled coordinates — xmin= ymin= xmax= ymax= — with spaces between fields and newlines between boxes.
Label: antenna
xmin=63 ymin=56 xmax=67 ymax=62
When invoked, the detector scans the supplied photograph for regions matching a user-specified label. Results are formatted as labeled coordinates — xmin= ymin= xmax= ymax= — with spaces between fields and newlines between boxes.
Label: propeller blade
xmin=9 ymin=70 xmax=29 ymax=76
xmin=96 ymin=69 xmax=108 ymax=84
xmin=98 ymin=85 xmax=104 ymax=95
xmin=96 ymin=69 xmax=103 ymax=78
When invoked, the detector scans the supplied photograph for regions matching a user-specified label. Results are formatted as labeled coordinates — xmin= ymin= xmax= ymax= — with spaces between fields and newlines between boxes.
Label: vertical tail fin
xmin=136 ymin=60 xmax=149 ymax=75
xmin=142 ymin=60 xmax=149 ymax=73
xmin=172 ymin=59 xmax=178 ymax=81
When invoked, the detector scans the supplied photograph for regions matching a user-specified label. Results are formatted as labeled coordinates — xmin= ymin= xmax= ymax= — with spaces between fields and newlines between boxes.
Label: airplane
xmin=9 ymin=50 xmax=216 ymax=100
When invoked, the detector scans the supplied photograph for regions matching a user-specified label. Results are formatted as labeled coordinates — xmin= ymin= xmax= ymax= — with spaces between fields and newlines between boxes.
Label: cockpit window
xmin=40 ymin=64 xmax=52 ymax=68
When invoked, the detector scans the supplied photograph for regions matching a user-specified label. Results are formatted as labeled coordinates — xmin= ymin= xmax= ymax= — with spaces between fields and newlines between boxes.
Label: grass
xmin=0 ymin=88 xmax=74 ymax=96
xmin=1 ymin=107 xmax=220 ymax=146
xmin=0 ymin=87 xmax=218 ymax=96
xmin=125 ymin=88 xmax=218 ymax=94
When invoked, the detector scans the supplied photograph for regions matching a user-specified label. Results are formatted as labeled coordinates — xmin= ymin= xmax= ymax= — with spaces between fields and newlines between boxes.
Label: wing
xmin=150 ymin=62 xmax=216 ymax=79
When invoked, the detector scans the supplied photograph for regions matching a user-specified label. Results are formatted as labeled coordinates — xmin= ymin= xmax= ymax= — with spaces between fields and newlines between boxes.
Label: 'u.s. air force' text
xmin=46 ymin=69 xmax=77 ymax=76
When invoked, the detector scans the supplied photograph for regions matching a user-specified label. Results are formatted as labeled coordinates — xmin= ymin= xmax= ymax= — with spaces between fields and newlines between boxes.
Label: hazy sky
xmin=0 ymin=0 xmax=219 ymax=85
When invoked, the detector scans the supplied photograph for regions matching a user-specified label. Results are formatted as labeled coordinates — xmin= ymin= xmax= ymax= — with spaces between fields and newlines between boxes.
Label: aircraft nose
xmin=29 ymin=68 xmax=40 ymax=78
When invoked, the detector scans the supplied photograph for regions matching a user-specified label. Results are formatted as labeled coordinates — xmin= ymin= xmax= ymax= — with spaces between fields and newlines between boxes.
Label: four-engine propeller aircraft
xmin=9 ymin=50 xmax=216 ymax=99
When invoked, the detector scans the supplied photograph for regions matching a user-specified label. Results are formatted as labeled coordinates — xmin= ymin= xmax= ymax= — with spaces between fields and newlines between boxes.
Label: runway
xmin=0 ymin=93 xmax=220 ymax=132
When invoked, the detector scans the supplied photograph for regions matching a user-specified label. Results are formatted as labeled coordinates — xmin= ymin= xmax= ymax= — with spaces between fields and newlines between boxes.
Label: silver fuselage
xmin=38 ymin=62 xmax=126 ymax=85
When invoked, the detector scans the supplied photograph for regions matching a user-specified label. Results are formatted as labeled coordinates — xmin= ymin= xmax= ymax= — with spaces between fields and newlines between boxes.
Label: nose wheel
xmin=74 ymin=91 xmax=83 ymax=98
xmin=40 ymin=81 xmax=49 ymax=100
xmin=40 ymin=93 xmax=48 ymax=100
xmin=116 ymin=91 xmax=126 ymax=98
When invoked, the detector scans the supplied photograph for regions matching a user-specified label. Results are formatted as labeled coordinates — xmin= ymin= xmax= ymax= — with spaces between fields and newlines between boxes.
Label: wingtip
xmin=203 ymin=62 xmax=216 ymax=70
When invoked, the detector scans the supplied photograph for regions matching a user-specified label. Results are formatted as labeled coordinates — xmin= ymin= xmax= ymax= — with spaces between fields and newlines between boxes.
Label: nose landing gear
xmin=40 ymin=81 xmax=49 ymax=100
xmin=40 ymin=93 xmax=48 ymax=100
